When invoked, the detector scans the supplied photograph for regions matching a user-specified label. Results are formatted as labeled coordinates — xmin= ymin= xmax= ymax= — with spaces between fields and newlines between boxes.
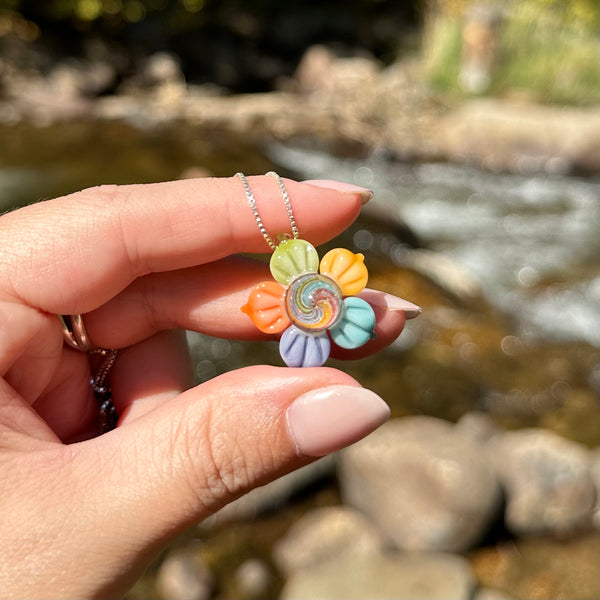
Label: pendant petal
xmin=319 ymin=248 xmax=368 ymax=296
xmin=329 ymin=297 xmax=376 ymax=349
xmin=270 ymin=239 xmax=320 ymax=286
xmin=279 ymin=326 xmax=330 ymax=367
xmin=241 ymin=281 xmax=290 ymax=334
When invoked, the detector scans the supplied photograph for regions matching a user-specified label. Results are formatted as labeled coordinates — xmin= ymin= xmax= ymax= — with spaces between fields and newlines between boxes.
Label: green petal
xmin=270 ymin=239 xmax=319 ymax=285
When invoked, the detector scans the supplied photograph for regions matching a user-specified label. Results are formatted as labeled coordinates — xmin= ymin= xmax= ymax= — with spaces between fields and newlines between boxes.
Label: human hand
xmin=0 ymin=176 xmax=418 ymax=598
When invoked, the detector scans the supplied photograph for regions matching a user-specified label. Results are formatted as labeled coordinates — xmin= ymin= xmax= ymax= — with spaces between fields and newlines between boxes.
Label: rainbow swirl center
xmin=285 ymin=273 xmax=344 ymax=333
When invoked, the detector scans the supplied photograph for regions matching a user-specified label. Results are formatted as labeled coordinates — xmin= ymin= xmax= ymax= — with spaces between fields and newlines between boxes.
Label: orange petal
xmin=319 ymin=248 xmax=368 ymax=296
xmin=241 ymin=281 xmax=290 ymax=334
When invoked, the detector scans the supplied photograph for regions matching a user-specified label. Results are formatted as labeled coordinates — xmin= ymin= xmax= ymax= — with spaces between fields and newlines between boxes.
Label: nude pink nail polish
xmin=286 ymin=385 xmax=390 ymax=457
xmin=360 ymin=288 xmax=423 ymax=319
xmin=301 ymin=180 xmax=374 ymax=204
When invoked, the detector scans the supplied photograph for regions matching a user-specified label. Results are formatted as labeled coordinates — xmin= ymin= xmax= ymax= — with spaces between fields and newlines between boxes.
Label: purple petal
xmin=279 ymin=326 xmax=330 ymax=367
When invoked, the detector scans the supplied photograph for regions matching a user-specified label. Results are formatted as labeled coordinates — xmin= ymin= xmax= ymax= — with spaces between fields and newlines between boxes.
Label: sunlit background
xmin=1 ymin=1 xmax=598 ymax=598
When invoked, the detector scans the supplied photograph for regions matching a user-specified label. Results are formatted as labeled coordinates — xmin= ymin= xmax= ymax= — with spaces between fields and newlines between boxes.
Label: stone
xmin=339 ymin=416 xmax=502 ymax=552
xmin=233 ymin=559 xmax=272 ymax=598
xmin=455 ymin=411 xmax=500 ymax=445
xmin=156 ymin=549 xmax=213 ymax=600
xmin=294 ymin=45 xmax=380 ymax=98
xmin=273 ymin=505 xmax=385 ymax=575
xmin=590 ymin=448 xmax=600 ymax=528
xmin=473 ymin=587 xmax=515 ymax=600
xmin=471 ymin=534 xmax=600 ymax=600
xmin=280 ymin=552 xmax=476 ymax=600
xmin=488 ymin=429 xmax=595 ymax=535
xmin=439 ymin=99 xmax=600 ymax=174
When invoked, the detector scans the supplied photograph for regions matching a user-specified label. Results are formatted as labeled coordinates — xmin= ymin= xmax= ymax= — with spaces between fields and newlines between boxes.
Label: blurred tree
xmin=1 ymin=0 xmax=420 ymax=90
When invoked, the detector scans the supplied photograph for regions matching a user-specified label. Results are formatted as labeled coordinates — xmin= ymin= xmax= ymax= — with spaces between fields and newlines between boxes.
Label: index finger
xmin=0 ymin=176 xmax=367 ymax=314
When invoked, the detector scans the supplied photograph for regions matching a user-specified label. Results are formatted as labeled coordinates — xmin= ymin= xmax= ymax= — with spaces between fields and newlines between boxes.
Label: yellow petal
xmin=319 ymin=248 xmax=368 ymax=296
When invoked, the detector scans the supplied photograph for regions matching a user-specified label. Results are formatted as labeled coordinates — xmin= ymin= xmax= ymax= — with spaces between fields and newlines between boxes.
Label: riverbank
xmin=1 ymin=45 xmax=598 ymax=176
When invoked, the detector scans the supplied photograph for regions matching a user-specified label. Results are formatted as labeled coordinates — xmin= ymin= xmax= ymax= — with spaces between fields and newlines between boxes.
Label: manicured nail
xmin=286 ymin=385 xmax=390 ymax=457
xmin=301 ymin=179 xmax=374 ymax=205
xmin=360 ymin=288 xmax=422 ymax=319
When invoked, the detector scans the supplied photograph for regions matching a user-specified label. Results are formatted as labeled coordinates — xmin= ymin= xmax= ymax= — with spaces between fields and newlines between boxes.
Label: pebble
xmin=280 ymin=552 xmax=476 ymax=600
xmin=233 ymin=558 xmax=272 ymax=598
xmin=273 ymin=505 xmax=385 ymax=575
xmin=473 ymin=587 xmax=516 ymax=600
xmin=488 ymin=429 xmax=596 ymax=535
xmin=455 ymin=411 xmax=500 ymax=445
xmin=590 ymin=448 xmax=600 ymax=528
xmin=156 ymin=549 xmax=213 ymax=600
xmin=339 ymin=416 xmax=502 ymax=552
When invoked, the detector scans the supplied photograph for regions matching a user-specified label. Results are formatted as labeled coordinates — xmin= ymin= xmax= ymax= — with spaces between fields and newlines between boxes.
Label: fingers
xmin=78 ymin=260 xmax=418 ymax=358
xmin=33 ymin=330 xmax=192 ymax=442
xmin=0 ymin=177 xmax=364 ymax=315
xmin=111 ymin=329 xmax=193 ymax=424
xmin=65 ymin=366 xmax=389 ymax=597
xmin=83 ymin=256 xmax=267 ymax=348
xmin=33 ymin=347 xmax=97 ymax=443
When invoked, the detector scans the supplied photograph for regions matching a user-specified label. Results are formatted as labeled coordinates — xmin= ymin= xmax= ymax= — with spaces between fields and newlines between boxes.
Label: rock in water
xmin=339 ymin=416 xmax=502 ymax=552
xmin=280 ymin=552 xmax=476 ymax=600
xmin=156 ymin=549 xmax=213 ymax=600
xmin=273 ymin=506 xmax=385 ymax=575
xmin=488 ymin=429 xmax=596 ymax=535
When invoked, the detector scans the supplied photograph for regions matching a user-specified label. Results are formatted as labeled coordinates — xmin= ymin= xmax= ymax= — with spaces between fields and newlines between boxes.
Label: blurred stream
xmin=270 ymin=143 xmax=600 ymax=348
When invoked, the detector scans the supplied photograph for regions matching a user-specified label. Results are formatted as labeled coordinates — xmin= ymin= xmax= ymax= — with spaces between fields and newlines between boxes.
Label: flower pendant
xmin=242 ymin=239 xmax=376 ymax=367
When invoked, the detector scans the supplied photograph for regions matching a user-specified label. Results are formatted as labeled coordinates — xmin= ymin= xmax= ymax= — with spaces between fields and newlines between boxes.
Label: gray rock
xmin=488 ymin=429 xmax=595 ymax=535
xmin=280 ymin=552 xmax=476 ymax=600
xmin=273 ymin=506 xmax=385 ymax=575
xmin=233 ymin=559 xmax=272 ymax=598
xmin=590 ymin=448 xmax=600 ymax=528
xmin=156 ymin=549 xmax=213 ymax=600
xmin=339 ymin=417 xmax=502 ymax=552
xmin=474 ymin=587 xmax=516 ymax=600
xmin=456 ymin=411 xmax=500 ymax=445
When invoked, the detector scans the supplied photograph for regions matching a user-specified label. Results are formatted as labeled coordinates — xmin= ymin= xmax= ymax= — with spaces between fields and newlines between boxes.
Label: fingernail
xmin=361 ymin=288 xmax=423 ymax=319
xmin=301 ymin=179 xmax=374 ymax=205
xmin=286 ymin=385 xmax=390 ymax=457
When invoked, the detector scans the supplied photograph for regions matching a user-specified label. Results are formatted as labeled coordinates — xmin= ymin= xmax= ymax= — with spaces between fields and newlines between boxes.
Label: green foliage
xmin=424 ymin=0 xmax=600 ymax=105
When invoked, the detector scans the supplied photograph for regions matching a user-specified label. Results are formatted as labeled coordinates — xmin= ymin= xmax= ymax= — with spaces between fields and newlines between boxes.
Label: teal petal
xmin=270 ymin=239 xmax=319 ymax=285
xmin=329 ymin=297 xmax=376 ymax=349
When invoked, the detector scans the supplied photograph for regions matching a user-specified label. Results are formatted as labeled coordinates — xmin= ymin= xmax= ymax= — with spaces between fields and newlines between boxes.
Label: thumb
xmin=75 ymin=366 xmax=390 ymax=597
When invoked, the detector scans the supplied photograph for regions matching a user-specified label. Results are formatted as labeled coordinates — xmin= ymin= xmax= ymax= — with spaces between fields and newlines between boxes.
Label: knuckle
xmin=179 ymin=405 xmax=258 ymax=508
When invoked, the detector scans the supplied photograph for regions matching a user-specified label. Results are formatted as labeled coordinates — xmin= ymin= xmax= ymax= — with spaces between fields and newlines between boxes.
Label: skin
xmin=0 ymin=176 xmax=406 ymax=598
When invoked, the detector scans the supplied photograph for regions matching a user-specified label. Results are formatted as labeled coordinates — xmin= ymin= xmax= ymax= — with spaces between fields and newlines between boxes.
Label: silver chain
xmin=236 ymin=171 xmax=298 ymax=251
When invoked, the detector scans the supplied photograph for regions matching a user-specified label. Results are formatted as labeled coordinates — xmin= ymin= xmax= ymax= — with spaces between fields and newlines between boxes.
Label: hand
xmin=0 ymin=176 xmax=415 ymax=598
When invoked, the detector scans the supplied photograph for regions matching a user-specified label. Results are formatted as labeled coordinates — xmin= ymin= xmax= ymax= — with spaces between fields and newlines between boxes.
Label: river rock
xmin=339 ymin=416 xmax=502 ymax=552
xmin=455 ymin=411 xmax=500 ymax=445
xmin=439 ymin=99 xmax=600 ymax=174
xmin=233 ymin=559 xmax=272 ymax=598
xmin=488 ymin=429 xmax=596 ymax=535
xmin=273 ymin=505 xmax=385 ymax=575
xmin=473 ymin=587 xmax=516 ymax=600
xmin=590 ymin=448 xmax=600 ymax=528
xmin=280 ymin=552 xmax=476 ymax=600
xmin=156 ymin=549 xmax=214 ymax=600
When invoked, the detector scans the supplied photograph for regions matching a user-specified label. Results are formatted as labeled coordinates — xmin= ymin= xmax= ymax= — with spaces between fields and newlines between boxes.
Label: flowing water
xmin=269 ymin=143 xmax=600 ymax=348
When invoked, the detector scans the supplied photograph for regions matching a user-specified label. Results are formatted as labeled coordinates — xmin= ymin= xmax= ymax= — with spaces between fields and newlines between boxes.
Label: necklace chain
xmin=236 ymin=171 xmax=298 ymax=251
